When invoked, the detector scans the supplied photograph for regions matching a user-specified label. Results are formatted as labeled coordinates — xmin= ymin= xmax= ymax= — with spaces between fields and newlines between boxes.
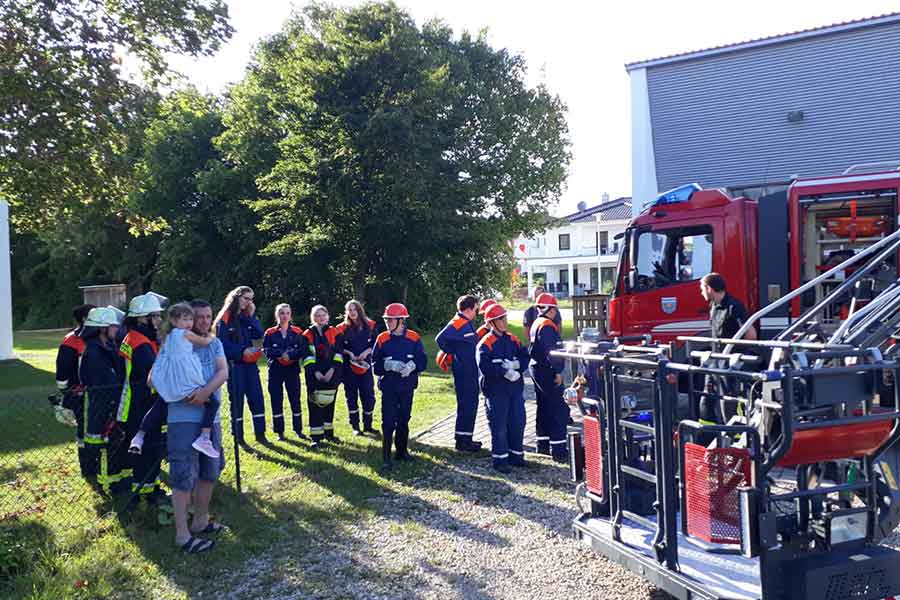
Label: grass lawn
xmin=502 ymin=298 xmax=573 ymax=311
xmin=0 ymin=320 xmax=572 ymax=599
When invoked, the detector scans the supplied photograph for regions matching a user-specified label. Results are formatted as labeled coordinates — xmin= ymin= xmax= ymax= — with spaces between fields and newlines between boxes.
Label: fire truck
xmin=554 ymin=165 xmax=900 ymax=600
xmin=608 ymin=165 xmax=900 ymax=344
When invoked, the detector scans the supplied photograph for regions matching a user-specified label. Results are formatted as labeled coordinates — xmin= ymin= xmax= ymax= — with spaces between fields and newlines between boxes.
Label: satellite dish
xmin=577 ymin=201 xmax=587 ymax=212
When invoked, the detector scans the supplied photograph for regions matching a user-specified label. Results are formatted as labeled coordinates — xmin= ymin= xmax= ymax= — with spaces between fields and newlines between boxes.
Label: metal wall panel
xmin=647 ymin=21 xmax=900 ymax=191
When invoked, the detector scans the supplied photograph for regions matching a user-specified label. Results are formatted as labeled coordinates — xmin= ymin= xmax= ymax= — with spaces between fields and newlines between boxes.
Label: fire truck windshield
xmin=630 ymin=226 xmax=713 ymax=291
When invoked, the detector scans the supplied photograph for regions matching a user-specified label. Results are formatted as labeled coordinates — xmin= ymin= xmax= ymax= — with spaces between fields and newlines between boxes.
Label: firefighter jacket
xmin=217 ymin=310 xmax=265 ymax=364
xmin=117 ymin=324 xmax=159 ymax=425
xmin=55 ymin=328 xmax=86 ymax=391
xmin=303 ymin=325 xmax=344 ymax=385
xmin=529 ymin=317 xmax=565 ymax=376
xmin=435 ymin=313 xmax=478 ymax=376
xmin=339 ymin=318 xmax=377 ymax=359
xmin=373 ymin=329 xmax=427 ymax=392
xmin=476 ymin=323 xmax=490 ymax=341
xmin=523 ymin=305 xmax=562 ymax=333
xmin=79 ymin=335 xmax=124 ymax=445
xmin=477 ymin=330 xmax=530 ymax=397
xmin=263 ymin=325 xmax=306 ymax=369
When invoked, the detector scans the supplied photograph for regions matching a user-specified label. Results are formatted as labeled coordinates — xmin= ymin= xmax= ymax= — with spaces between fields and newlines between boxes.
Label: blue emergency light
xmin=654 ymin=183 xmax=702 ymax=206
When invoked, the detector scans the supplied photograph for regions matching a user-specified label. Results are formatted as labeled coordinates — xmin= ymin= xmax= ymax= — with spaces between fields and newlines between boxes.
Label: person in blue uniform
xmin=263 ymin=303 xmax=309 ymax=441
xmin=523 ymin=286 xmax=562 ymax=332
xmin=477 ymin=303 xmax=530 ymax=473
xmin=435 ymin=295 xmax=482 ymax=452
xmin=79 ymin=307 xmax=127 ymax=495
xmin=339 ymin=300 xmax=378 ymax=436
xmin=372 ymin=303 xmax=427 ymax=471
xmin=303 ymin=304 xmax=344 ymax=449
xmin=55 ymin=303 xmax=94 ymax=477
xmin=529 ymin=292 xmax=569 ymax=463
xmin=214 ymin=286 xmax=266 ymax=445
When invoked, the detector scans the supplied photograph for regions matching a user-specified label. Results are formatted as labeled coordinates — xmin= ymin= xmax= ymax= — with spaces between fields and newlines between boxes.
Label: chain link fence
xmin=0 ymin=385 xmax=167 ymax=532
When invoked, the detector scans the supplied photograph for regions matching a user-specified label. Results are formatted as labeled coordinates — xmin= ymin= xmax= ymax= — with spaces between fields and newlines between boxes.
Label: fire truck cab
xmin=608 ymin=168 xmax=900 ymax=344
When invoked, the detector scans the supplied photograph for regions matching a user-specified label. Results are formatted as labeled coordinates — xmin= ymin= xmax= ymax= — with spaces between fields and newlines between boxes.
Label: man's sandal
xmin=191 ymin=520 xmax=228 ymax=535
xmin=180 ymin=537 xmax=214 ymax=553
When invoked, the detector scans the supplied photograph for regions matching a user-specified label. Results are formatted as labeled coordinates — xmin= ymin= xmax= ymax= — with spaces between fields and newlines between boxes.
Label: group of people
xmin=436 ymin=288 xmax=569 ymax=473
xmin=53 ymin=283 xmax=572 ymax=551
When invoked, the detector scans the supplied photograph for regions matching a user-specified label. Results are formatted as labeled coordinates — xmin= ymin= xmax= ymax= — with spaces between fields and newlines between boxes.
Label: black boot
xmin=394 ymin=426 xmax=412 ymax=461
xmin=381 ymin=431 xmax=394 ymax=471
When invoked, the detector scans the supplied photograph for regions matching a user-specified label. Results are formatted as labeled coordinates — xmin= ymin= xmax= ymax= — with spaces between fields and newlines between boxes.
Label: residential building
xmin=515 ymin=196 xmax=631 ymax=298
xmin=628 ymin=13 xmax=900 ymax=216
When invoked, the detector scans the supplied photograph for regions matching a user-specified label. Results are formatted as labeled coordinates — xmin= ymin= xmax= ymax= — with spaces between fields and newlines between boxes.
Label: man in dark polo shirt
xmin=700 ymin=273 xmax=756 ymax=341
xmin=699 ymin=273 xmax=755 ymax=425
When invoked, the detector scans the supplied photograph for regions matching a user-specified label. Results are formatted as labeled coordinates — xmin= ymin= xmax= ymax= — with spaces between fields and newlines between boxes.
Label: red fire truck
xmin=607 ymin=166 xmax=900 ymax=344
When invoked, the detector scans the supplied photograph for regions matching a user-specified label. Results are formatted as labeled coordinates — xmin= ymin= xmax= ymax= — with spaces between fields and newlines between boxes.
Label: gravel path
xmin=220 ymin=452 xmax=670 ymax=600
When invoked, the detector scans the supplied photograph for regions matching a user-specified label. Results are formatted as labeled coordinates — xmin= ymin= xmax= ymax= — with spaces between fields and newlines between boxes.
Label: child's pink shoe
xmin=192 ymin=436 xmax=220 ymax=459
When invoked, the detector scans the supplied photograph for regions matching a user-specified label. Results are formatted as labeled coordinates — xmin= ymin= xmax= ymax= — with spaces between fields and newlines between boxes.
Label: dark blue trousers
xmin=452 ymin=366 xmax=479 ymax=443
xmin=381 ymin=388 xmax=414 ymax=439
xmin=531 ymin=368 xmax=568 ymax=459
xmin=230 ymin=363 xmax=266 ymax=441
xmin=268 ymin=364 xmax=302 ymax=434
xmin=344 ymin=369 xmax=376 ymax=430
xmin=485 ymin=391 xmax=526 ymax=467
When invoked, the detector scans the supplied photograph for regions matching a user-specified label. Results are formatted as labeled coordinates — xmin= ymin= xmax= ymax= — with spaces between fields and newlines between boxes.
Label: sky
xmin=167 ymin=0 xmax=900 ymax=216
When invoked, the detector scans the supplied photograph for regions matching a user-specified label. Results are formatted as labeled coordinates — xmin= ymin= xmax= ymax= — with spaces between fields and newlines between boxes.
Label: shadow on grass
xmin=0 ymin=360 xmax=54 ymax=393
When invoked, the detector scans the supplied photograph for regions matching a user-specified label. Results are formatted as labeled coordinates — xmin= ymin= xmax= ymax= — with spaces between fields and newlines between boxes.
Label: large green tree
xmin=220 ymin=1 xmax=570 ymax=320
xmin=0 ymin=0 xmax=233 ymax=231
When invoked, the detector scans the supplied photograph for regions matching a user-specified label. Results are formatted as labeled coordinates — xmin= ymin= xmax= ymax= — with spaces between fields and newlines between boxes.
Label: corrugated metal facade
xmin=647 ymin=20 xmax=900 ymax=191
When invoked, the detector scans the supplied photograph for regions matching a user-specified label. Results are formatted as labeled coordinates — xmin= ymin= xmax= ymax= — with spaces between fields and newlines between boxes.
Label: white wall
xmin=630 ymin=67 xmax=658 ymax=217
xmin=0 ymin=201 xmax=14 ymax=360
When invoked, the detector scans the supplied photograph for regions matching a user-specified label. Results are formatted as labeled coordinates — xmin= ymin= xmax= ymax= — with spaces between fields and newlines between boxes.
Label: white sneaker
xmin=129 ymin=431 xmax=145 ymax=455
xmin=192 ymin=436 xmax=220 ymax=459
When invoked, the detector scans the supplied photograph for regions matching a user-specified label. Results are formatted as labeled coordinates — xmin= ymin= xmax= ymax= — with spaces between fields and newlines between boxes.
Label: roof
xmin=564 ymin=197 xmax=632 ymax=223
xmin=625 ymin=12 xmax=900 ymax=71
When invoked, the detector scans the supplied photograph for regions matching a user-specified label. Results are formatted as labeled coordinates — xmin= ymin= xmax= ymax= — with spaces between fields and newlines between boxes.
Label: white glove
xmin=504 ymin=369 xmax=521 ymax=382
xmin=501 ymin=359 xmax=521 ymax=371
xmin=384 ymin=359 xmax=404 ymax=372
xmin=400 ymin=361 xmax=416 ymax=378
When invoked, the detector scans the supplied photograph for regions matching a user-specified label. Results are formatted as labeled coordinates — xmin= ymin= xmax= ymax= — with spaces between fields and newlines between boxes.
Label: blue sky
xmin=167 ymin=0 xmax=899 ymax=215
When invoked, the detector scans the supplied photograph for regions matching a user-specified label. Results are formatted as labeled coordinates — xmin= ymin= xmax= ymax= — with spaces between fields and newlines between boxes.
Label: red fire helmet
xmin=535 ymin=292 xmax=558 ymax=308
xmin=382 ymin=303 xmax=409 ymax=319
xmin=484 ymin=303 xmax=508 ymax=322
xmin=479 ymin=299 xmax=497 ymax=315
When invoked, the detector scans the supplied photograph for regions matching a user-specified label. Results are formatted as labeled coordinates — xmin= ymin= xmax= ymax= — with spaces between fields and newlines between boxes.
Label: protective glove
xmin=384 ymin=359 xmax=404 ymax=373
xmin=504 ymin=369 xmax=521 ymax=382
xmin=501 ymin=359 xmax=521 ymax=371
xmin=400 ymin=361 xmax=416 ymax=378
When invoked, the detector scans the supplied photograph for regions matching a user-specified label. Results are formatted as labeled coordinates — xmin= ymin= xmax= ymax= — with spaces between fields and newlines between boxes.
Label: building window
xmin=601 ymin=267 xmax=615 ymax=294
xmin=559 ymin=234 xmax=571 ymax=251
xmin=598 ymin=231 xmax=609 ymax=253
xmin=590 ymin=267 xmax=599 ymax=291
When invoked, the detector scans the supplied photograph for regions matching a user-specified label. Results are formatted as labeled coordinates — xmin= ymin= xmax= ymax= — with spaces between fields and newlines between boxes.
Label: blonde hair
xmin=274 ymin=303 xmax=292 ymax=324
xmin=160 ymin=302 xmax=194 ymax=342
xmin=309 ymin=304 xmax=328 ymax=326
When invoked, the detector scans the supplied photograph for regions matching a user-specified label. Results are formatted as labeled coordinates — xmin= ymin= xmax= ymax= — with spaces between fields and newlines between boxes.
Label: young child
xmin=129 ymin=303 xmax=219 ymax=458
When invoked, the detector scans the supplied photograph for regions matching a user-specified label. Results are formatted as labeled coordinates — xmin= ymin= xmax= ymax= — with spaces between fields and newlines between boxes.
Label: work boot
xmin=255 ymin=432 xmax=269 ymax=445
xmin=394 ymin=427 xmax=413 ymax=461
xmin=536 ymin=440 xmax=551 ymax=455
xmin=455 ymin=440 xmax=481 ymax=452
xmin=381 ymin=433 xmax=394 ymax=471
xmin=353 ymin=427 xmax=363 ymax=437
xmin=551 ymin=450 xmax=570 ymax=464
xmin=325 ymin=430 xmax=342 ymax=444
xmin=493 ymin=462 xmax=512 ymax=474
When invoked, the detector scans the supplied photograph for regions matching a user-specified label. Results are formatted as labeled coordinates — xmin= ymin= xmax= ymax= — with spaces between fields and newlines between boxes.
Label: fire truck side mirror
xmin=626 ymin=268 xmax=637 ymax=292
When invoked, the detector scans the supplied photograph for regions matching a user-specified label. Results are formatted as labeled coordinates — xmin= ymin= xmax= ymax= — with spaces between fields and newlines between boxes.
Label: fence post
xmin=228 ymin=365 xmax=242 ymax=494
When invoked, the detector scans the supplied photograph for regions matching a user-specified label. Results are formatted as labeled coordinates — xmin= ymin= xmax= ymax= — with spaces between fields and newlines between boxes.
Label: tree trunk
xmin=352 ymin=265 xmax=367 ymax=304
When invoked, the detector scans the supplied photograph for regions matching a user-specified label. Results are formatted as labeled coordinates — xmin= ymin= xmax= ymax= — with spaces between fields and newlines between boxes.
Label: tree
xmin=220 ymin=1 xmax=570 ymax=323
xmin=0 ymin=0 xmax=233 ymax=231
